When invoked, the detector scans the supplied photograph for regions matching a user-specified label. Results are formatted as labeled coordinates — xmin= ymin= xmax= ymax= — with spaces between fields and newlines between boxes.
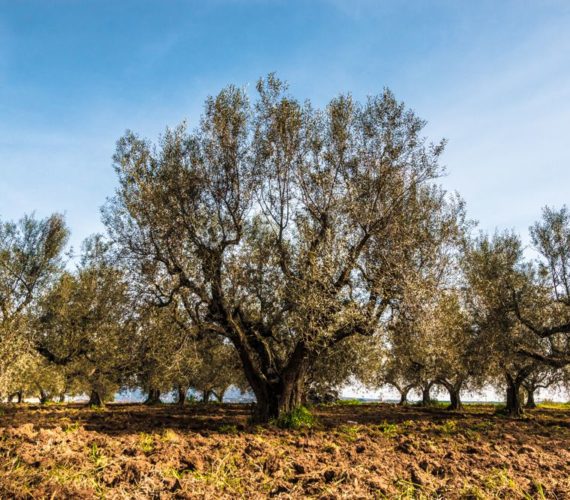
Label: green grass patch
xmin=336 ymin=398 xmax=362 ymax=405
xmin=272 ymin=406 xmax=315 ymax=430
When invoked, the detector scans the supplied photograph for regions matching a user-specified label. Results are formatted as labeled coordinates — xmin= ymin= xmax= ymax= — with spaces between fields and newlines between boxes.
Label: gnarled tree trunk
xmin=88 ymin=390 xmax=103 ymax=406
xmin=439 ymin=379 xmax=464 ymax=411
xmin=212 ymin=386 xmax=228 ymax=403
xmin=176 ymin=386 xmax=188 ymax=406
xmin=144 ymin=388 xmax=161 ymax=405
xmin=238 ymin=341 xmax=311 ymax=422
xmin=504 ymin=366 xmax=535 ymax=417
xmin=420 ymin=381 xmax=434 ymax=406
xmin=201 ymin=389 xmax=212 ymax=403
xmin=505 ymin=376 xmax=523 ymax=417
xmin=524 ymin=387 xmax=537 ymax=409
xmin=391 ymin=383 xmax=414 ymax=405
xmin=38 ymin=387 xmax=50 ymax=404
xmin=8 ymin=391 xmax=23 ymax=404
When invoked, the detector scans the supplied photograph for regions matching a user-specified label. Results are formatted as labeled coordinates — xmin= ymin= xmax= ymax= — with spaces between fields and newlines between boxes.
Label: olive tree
xmin=464 ymin=232 xmax=549 ymax=416
xmin=35 ymin=235 xmax=136 ymax=406
xmin=104 ymin=75 xmax=461 ymax=421
xmin=0 ymin=213 xmax=68 ymax=398
xmin=513 ymin=206 xmax=570 ymax=367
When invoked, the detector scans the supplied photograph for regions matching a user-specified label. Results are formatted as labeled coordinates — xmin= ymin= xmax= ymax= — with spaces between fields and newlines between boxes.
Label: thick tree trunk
xmin=7 ymin=391 xmax=22 ymax=403
xmin=398 ymin=388 xmax=409 ymax=405
xmin=505 ymin=379 xmax=523 ymax=417
xmin=88 ymin=390 xmax=103 ymax=406
xmin=39 ymin=388 xmax=49 ymax=404
xmin=176 ymin=386 xmax=188 ymax=406
xmin=420 ymin=382 xmax=433 ymax=406
xmin=249 ymin=345 xmax=310 ymax=422
xmin=144 ymin=388 xmax=161 ymax=405
xmin=201 ymin=390 xmax=211 ymax=403
xmin=58 ymin=393 xmax=65 ymax=403
xmin=448 ymin=389 xmax=462 ymax=411
xmin=525 ymin=387 xmax=537 ymax=409
xmin=439 ymin=379 xmax=463 ymax=411
xmin=229 ymin=327 xmax=311 ymax=422
xmin=212 ymin=386 xmax=228 ymax=403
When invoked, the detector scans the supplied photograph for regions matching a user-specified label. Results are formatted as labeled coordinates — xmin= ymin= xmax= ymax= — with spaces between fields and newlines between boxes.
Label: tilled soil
xmin=0 ymin=403 xmax=568 ymax=499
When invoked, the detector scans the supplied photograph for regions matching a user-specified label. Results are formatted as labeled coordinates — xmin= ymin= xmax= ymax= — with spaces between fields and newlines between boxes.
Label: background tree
xmin=0 ymin=213 xmax=68 ymax=399
xmin=522 ymin=365 xmax=564 ymax=408
xmin=513 ymin=206 xmax=570 ymax=367
xmin=464 ymin=232 xmax=550 ymax=416
xmin=36 ymin=235 xmax=136 ymax=406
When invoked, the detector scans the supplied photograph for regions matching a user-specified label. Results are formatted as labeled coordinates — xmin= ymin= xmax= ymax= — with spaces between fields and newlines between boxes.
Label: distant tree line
xmin=1 ymin=75 xmax=569 ymax=420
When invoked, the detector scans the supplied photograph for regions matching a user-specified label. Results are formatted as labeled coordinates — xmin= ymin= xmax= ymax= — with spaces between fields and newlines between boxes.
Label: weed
xmin=483 ymin=467 xmax=519 ymax=494
xmin=164 ymin=466 xmax=190 ymax=480
xmin=376 ymin=420 xmax=400 ymax=437
xmin=468 ymin=420 xmax=493 ymax=432
xmin=438 ymin=420 xmax=458 ymax=435
xmin=88 ymin=443 xmax=107 ymax=470
xmin=460 ymin=483 xmax=486 ymax=499
xmin=161 ymin=428 xmax=179 ymax=443
xmin=139 ymin=432 xmax=155 ymax=454
xmin=394 ymin=478 xmax=423 ymax=498
xmin=338 ymin=424 xmax=360 ymax=441
xmin=193 ymin=452 xmax=244 ymax=494
xmin=63 ymin=421 xmax=81 ymax=433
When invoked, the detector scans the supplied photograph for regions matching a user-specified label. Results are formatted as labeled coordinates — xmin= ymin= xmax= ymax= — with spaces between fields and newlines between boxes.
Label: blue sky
xmin=1 ymin=0 xmax=569 ymax=254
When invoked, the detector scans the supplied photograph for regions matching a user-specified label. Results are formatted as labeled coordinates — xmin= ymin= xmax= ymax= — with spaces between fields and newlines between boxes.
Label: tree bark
xmin=212 ymin=386 xmax=228 ymax=403
xmin=7 ymin=391 xmax=22 ymax=403
xmin=505 ymin=378 xmax=523 ymax=417
xmin=144 ymin=388 xmax=161 ymax=405
xmin=176 ymin=386 xmax=188 ymax=406
xmin=88 ymin=390 xmax=103 ymax=406
xmin=39 ymin=387 xmax=49 ymax=404
xmin=420 ymin=382 xmax=434 ymax=406
xmin=232 ymin=337 xmax=311 ymax=422
xmin=439 ymin=379 xmax=463 ymax=411
xmin=201 ymin=389 xmax=211 ymax=403
xmin=524 ymin=387 xmax=537 ymax=409
xmin=398 ymin=388 xmax=410 ymax=405
xmin=448 ymin=388 xmax=462 ymax=411
xmin=58 ymin=393 xmax=65 ymax=403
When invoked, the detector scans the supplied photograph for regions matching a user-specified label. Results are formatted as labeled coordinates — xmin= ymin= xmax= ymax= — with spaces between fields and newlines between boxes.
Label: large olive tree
xmin=104 ymin=75 xmax=460 ymax=421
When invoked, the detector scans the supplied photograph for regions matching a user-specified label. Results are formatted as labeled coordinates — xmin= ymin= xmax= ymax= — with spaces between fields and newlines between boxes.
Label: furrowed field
xmin=0 ymin=402 xmax=569 ymax=499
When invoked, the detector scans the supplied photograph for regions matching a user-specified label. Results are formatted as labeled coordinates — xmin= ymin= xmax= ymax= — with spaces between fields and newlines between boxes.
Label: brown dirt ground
xmin=0 ymin=402 xmax=568 ymax=499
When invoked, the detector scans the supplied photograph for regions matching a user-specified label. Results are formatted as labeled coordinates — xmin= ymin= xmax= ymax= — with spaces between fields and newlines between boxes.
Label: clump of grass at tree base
xmin=272 ymin=406 xmax=315 ymax=429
